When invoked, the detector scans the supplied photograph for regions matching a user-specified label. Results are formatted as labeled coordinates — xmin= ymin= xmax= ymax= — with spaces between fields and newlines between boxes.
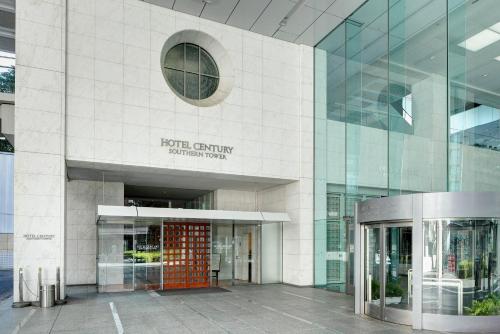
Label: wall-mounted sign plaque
xmin=23 ymin=234 xmax=55 ymax=240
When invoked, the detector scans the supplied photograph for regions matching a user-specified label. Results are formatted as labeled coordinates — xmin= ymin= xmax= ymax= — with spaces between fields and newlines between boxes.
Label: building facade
xmin=314 ymin=0 xmax=500 ymax=294
xmin=13 ymin=0 xmax=317 ymax=301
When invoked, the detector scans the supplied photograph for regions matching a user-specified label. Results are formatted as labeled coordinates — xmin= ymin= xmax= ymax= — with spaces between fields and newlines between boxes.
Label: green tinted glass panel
xmin=166 ymin=69 xmax=184 ymax=96
xmin=185 ymin=43 xmax=199 ymax=73
xmin=165 ymin=44 xmax=184 ymax=70
xmin=185 ymin=72 xmax=199 ymax=99
xmin=200 ymin=75 xmax=218 ymax=99
xmin=200 ymin=48 xmax=218 ymax=76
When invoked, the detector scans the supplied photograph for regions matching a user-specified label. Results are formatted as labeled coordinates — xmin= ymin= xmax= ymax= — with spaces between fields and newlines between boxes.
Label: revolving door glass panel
xmin=364 ymin=223 xmax=413 ymax=325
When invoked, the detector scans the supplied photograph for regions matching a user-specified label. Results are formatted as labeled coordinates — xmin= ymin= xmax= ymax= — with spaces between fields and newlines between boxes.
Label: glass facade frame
xmin=314 ymin=0 xmax=500 ymax=294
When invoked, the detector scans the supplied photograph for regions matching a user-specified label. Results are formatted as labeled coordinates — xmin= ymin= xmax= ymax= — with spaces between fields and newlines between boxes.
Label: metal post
xmin=56 ymin=267 xmax=60 ymax=301
xmin=38 ymin=267 xmax=42 ymax=302
xmin=19 ymin=268 xmax=24 ymax=302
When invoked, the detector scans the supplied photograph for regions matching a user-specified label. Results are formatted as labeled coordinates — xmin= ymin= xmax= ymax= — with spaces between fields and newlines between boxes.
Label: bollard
xmin=55 ymin=267 xmax=60 ymax=301
xmin=12 ymin=268 xmax=31 ymax=308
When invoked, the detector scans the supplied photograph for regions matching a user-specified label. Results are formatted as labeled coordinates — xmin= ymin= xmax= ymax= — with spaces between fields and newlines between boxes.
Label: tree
xmin=0 ymin=66 xmax=15 ymax=93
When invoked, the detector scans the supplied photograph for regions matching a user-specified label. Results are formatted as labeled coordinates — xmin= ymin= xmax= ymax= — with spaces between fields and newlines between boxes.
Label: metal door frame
xmin=363 ymin=221 xmax=412 ymax=326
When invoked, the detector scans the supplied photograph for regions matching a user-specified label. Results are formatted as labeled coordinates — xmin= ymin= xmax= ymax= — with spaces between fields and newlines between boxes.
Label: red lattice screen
xmin=162 ymin=222 xmax=210 ymax=289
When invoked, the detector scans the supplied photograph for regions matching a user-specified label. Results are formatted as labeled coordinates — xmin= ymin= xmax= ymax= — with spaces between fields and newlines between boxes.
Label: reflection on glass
xmin=423 ymin=219 xmax=499 ymax=316
xmin=98 ymin=224 xmax=134 ymax=292
xmin=134 ymin=224 xmax=161 ymax=290
xmin=385 ymin=227 xmax=412 ymax=311
xmin=165 ymin=68 xmax=184 ymax=96
xmin=365 ymin=228 xmax=381 ymax=308
xmin=211 ymin=224 xmax=233 ymax=283
xmin=185 ymin=72 xmax=199 ymax=100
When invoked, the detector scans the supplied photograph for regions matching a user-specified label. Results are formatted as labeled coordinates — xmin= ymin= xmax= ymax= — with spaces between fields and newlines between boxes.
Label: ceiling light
xmin=489 ymin=22 xmax=500 ymax=33
xmin=458 ymin=28 xmax=500 ymax=52
xmin=494 ymin=55 xmax=500 ymax=61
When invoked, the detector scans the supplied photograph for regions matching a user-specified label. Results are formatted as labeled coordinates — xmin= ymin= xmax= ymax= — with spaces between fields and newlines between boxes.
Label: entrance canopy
xmin=97 ymin=205 xmax=291 ymax=224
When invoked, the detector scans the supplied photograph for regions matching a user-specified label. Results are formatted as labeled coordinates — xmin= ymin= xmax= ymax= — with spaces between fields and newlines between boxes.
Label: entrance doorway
xmin=162 ymin=222 xmax=210 ymax=289
xmin=211 ymin=224 xmax=261 ymax=286
xmin=364 ymin=222 xmax=412 ymax=325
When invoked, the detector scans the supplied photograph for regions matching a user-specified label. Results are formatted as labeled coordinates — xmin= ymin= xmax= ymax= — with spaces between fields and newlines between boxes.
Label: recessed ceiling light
xmin=482 ymin=73 xmax=488 ymax=77
xmin=489 ymin=22 xmax=500 ymax=34
xmin=495 ymin=55 xmax=500 ymax=61
xmin=458 ymin=28 xmax=500 ymax=52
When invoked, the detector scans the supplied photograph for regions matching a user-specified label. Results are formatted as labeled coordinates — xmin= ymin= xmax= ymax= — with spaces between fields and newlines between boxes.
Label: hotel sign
xmin=23 ymin=234 xmax=55 ymax=240
xmin=161 ymin=138 xmax=234 ymax=160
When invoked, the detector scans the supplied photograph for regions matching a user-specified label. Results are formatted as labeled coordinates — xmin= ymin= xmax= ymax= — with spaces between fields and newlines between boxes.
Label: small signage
xmin=23 ymin=234 xmax=55 ymax=240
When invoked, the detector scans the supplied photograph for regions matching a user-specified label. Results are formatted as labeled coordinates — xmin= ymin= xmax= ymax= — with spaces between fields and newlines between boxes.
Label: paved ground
xmin=0 ymin=269 xmax=12 ymax=301
xmin=0 ymin=284 xmax=449 ymax=334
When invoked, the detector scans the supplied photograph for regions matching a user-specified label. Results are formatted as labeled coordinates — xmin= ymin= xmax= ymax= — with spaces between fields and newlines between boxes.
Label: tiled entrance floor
xmin=0 ymin=284 xmax=450 ymax=334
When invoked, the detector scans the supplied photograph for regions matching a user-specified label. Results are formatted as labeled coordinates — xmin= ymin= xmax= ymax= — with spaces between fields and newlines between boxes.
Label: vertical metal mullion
xmin=132 ymin=222 xmax=136 ymax=291
xmin=232 ymin=221 xmax=235 ymax=286
xmin=209 ymin=221 xmax=213 ymax=287
xmin=160 ymin=220 xmax=164 ymax=290
xmin=198 ymin=46 xmax=201 ymax=99
xmin=380 ymin=225 xmax=386 ymax=320
xmin=183 ymin=43 xmax=186 ymax=97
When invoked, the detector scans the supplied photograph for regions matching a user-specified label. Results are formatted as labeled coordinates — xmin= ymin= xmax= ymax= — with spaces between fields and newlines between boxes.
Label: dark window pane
xmin=200 ymin=75 xmax=218 ymax=99
xmin=200 ymin=48 xmax=218 ymax=77
xmin=185 ymin=72 xmax=199 ymax=99
xmin=166 ymin=69 xmax=184 ymax=96
xmin=185 ymin=43 xmax=199 ymax=73
xmin=165 ymin=44 xmax=184 ymax=70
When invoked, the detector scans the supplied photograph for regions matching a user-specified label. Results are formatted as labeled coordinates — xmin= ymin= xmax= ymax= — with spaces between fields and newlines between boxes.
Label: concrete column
xmin=13 ymin=0 xmax=67 ymax=302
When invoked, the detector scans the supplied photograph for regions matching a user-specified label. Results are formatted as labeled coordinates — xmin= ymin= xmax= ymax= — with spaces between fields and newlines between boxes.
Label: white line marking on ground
xmin=109 ymin=302 xmax=124 ymax=334
xmin=282 ymin=291 xmax=326 ymax=303
xmin=261 ymin=305 xmax=313 ymax=325
xmin=148 ymin=291 xmax=160 ymax=297
xmin=11 ymin=308 xmax=36 ymax=334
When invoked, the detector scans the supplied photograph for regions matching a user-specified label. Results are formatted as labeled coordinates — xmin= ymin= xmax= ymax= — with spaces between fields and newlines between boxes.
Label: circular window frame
xmin=161 ymin=30 xmax=234 ymax=107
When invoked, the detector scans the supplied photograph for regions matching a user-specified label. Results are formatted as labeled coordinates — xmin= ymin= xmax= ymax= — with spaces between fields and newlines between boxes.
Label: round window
xmin=163 ymin=43 xmax=219 ymax=100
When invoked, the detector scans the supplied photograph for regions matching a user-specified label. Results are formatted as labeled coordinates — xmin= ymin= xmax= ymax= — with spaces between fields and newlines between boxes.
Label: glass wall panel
xmin=261 ymin=223 xmax=282 ymax=284
xmin=448 ymin=0 xmax=500 ymax=191
xmin=134 ymin=223 xmax=161 ymax=290
xmin=423 ymin=219 xmax=499 ymax=315
xmin=212 ymin=223 xmax=233 ymax=283
xmin=98 ymin=224 xmax=134 ymax=292
xmin=388 ymin=0 xmax=447 ymax=195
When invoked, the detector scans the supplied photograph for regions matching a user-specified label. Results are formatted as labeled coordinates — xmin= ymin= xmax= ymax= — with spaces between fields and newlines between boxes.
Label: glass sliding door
xmin=211 ymin=223 xmax=233 ymax=286
xmin=134 ymin=223 xmax=161 ymax=290
xmin=234 ymin=224 xmax=260 ymax=285
xmin=365 ymin=226 xmax=382 ymax=319
xmin=383 ymin=225 xmax=412 ymax=325
xmin=364 ymin=223 xmax=413 ymax=325
xmin=98 ymin=224 xmax=134 ymax=292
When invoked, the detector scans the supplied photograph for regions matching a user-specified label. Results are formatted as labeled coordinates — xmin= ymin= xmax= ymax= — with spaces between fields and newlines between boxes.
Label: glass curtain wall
xmin=314 ymin=0 xmax=500 ymax=291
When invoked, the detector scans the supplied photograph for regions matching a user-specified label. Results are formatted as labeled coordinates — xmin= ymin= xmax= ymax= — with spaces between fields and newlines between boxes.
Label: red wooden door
xmin=162 ymin=222 xmax=210 ymax=289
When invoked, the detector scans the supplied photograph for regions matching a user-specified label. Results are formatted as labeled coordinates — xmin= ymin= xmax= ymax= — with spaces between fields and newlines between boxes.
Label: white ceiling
xmin=142 ymin=0 xmax=366 ymax=46
xmin=67 ymin=160 xmax=295 ymax=192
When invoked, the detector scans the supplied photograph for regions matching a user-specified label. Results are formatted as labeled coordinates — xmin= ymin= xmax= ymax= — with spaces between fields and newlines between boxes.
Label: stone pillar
xmin=13 ymin=0 xmax=66 ymax=302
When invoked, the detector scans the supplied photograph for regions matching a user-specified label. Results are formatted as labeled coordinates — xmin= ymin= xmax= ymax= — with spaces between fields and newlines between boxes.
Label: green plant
xmin=385 ymin=280 xmax=404 ymax=298
xmin=458 ymin=259 xmax=473 ymax=279
xmin=124 ymin=250 xmax=161 ymax=263
xmin=466 ymin=294 xmax=500 ymax=316
xmin=0 ymin=67 xmax=14 ymax=93
xmin=370 ymin=279 xmax=403 ymax=299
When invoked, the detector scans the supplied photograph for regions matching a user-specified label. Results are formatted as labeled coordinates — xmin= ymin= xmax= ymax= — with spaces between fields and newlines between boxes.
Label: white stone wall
xmin=214 ymin=189 xmax=256 ymax=211
xmin=14 ymin=0 xmax=315 ymax=293
xmin=14 ymin=0 xmax=66 ymax=302
xmin=65 ymin=0 xmax=305 ymax=181
xmin=66 ymin=180 xmax=123 ymax=285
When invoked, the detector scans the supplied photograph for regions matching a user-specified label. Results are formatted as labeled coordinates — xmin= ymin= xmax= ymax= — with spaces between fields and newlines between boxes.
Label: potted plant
xmin=465 ymin=294 xmax=500 ymax=316
xmin=385 ymin=280 xmax=404 ymax=304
